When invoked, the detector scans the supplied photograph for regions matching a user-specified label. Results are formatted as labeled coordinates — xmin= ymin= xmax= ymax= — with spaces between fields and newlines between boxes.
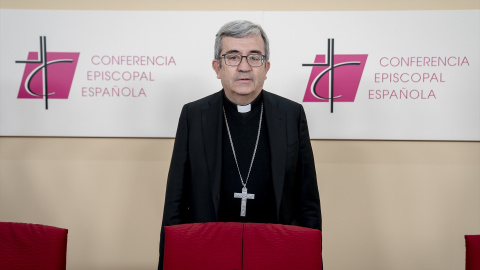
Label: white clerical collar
xmin=237 ymin=104 xmax=251 ymax=113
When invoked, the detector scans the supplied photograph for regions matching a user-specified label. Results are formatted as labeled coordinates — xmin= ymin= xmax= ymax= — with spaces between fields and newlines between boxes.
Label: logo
xmin=16 ymin=36 xmax=80 ymax=110
xmin=303 ymin=39 xmax=367 ymax=113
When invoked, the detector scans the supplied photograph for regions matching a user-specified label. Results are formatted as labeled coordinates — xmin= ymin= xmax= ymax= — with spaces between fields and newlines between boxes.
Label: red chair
xmin=0 ymin=222 xmax=68 ymax=270
xmin=164 ymin=222 xmax=322 ymax=270
xmin=466 ymin=235 xmax=480 ymax=270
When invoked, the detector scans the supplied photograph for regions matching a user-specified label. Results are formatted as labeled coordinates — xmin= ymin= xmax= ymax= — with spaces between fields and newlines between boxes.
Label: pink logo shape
xmin=16 ymin=36 xmax=79 ymax=109
xmin=303 ymin=39 xmax=367 ymax=113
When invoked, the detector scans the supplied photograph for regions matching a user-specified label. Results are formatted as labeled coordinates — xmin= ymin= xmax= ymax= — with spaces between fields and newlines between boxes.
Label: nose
xmin=237 ymin=56 xmax=252 ymax=71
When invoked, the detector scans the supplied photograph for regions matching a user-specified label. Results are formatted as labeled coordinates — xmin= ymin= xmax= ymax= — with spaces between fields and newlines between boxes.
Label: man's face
xmin=212 ymin=35 xmax=270 ymax=104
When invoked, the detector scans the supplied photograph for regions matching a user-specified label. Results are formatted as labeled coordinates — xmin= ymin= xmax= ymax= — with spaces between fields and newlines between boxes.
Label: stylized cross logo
xmin=16 ymin=36 xmax=79 ymax=110
xmin=303 ymin=39 xmax=367 ymax=113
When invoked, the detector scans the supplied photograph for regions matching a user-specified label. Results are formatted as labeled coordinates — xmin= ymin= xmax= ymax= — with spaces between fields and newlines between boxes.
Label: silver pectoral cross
xmin=233 ymin=187 xmax=255 ymax=217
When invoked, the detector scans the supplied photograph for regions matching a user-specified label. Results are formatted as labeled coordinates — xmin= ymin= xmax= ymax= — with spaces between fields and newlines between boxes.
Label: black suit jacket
xmin=158 ymin=90 xmax=321 ymax=269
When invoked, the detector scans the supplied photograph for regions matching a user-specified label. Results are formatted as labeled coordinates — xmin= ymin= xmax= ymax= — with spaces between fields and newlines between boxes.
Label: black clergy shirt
xmin=218 ymin=91 xmax=276 ymax=223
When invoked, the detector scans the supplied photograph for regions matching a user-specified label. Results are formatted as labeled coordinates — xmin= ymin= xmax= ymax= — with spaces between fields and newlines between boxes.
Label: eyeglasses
xmin=221 ymin=53 xmax=266 ymax=67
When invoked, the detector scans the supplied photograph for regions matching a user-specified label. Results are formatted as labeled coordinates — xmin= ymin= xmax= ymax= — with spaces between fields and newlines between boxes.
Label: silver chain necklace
xmin=223 ymin=103 xmax=263 ymax=216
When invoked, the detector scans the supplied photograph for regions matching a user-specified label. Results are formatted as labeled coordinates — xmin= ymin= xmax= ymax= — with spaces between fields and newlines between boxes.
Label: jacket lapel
xmin=202 ymin=91 xmax=223 ymax=219
xmin=263 ymin=91 xmax=287 ymax=219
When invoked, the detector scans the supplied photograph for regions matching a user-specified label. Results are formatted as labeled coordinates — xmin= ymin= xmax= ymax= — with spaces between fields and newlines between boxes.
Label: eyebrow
xmin=224 ymin=50 xmax=264 ymax=55
xmin=249 ymin=50 xmax=263 ymax=55
xmin=224 ymin=50 xmax=240 ymax=55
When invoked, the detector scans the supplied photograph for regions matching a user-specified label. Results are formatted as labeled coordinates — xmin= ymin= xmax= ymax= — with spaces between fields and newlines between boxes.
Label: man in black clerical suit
xmin=158 ymin=20 xmax=321 ymax=269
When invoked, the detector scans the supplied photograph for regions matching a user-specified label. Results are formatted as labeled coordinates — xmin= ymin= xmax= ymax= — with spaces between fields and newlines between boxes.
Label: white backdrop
xmin=1 ymin=9 xmax=479 ymax=140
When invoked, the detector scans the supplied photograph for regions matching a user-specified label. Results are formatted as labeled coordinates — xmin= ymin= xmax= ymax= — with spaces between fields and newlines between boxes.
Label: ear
xmin=264 ymin=60 xmax=271 ymax=79
xmin=212 ymin=59 xmax=221 ymax=79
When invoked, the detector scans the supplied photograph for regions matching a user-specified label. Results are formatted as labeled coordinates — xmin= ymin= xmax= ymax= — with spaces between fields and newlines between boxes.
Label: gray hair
xmin=214 ymin=20 xmax=270 ymax=61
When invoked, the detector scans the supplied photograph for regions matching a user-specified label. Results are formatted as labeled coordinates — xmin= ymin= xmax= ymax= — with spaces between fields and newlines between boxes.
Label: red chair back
xmin=164 ymin=222 xmax=322 ymax=270
xmin=466 ymin=235 xmax=480 ymax=270
xmin=0 ymin=222 xmax=68 ymax=270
